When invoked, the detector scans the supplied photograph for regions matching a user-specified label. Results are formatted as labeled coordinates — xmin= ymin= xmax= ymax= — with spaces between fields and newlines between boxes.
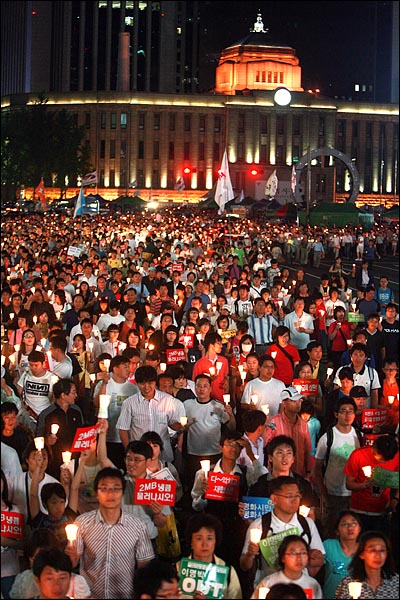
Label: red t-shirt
xmin=344 ymin=446 xmax=399 ymax=513
xmin=328 ymin=320 xmax=352 ymax=352
xmin=192 ymin=355 xmax=229 ymax=402
xmin=268 ymin=342 xmax=301 ymax=386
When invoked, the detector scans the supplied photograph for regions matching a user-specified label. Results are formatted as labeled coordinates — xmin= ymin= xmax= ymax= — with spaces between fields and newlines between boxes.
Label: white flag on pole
xmin=128 ymin=179 xmax=137 ymax=188
xmin=73 ymin=188 xmax=86 ymax=219
xmin=174 ymin=176 xmax=185 ymax=191
xmin=215 ymin=149 xmax=234 ymax=213
xmin=265 ymin=169 xmax=278 ymax=198
xmin=81 ymin=171 xmax=98 ymax=186
xmin=235 ymin=189 xmax=245 ymax=204
xmin=291 ymin=165 xmax=296 ymax=195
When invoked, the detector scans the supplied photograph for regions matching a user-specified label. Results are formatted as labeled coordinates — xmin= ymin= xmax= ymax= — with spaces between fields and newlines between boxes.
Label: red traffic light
xmin=183 ymin=167 xmax=191 ymax=174
xmin=250 ymin=168 xmax=259 ymax=176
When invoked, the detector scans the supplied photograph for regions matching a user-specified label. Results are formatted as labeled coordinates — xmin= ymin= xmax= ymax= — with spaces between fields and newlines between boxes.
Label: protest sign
xmin=348 ymin=313 xmax=365 ymax=323
xmin=179 ymin=333 xmax=194 ymax=348
xmin=259 ymin=527 xmax=300 ymax=567
xmin=242 ymin=496 xmax=274 ymax=520
xmin=372 ymin=467 xmax=399 ymax=489
xmin=67 ymin=246 xmax=82 ymax=258
xmin=1 ymin=511 xmax=24 ymax=540
xmin=205 ymin=473 xmax=240 ymax=503
xmin=70 ymin=424 xmax=99 ymax=452
xmin=362 ymin=408 xmax=388 ymax=428
xmin=134 ymin=478 xmax=176 ymax=506
xmin=178 ymin=558 xmax=229 ymax=599
xmin=293 ymin=379 xmax=319 ymax=396
xmin=166 ymin=348 xmax=186 ymax=364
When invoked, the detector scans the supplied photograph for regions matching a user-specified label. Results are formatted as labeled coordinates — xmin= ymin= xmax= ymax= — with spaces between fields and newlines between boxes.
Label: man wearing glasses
xmin=314 ymin=397 xmax=362 ymax=538
xmin=66 ymin=467 xmax=154 ymax=599
xmin=240 ymin=475 xmax=324 ymax=586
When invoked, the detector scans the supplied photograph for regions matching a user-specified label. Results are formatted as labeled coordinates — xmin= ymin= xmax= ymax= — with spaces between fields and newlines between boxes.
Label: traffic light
xmin=249 ymin=167 xmax=264 ymax=176
xmin=183 ymin=167 xmax=191 ymax=174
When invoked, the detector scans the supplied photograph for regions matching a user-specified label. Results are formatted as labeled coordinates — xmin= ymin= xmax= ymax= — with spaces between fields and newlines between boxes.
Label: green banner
xmin=259 ymin=527 xmax=300 ymax=568
xmin=373 ymin=467 xmax=399 ymax=489
xmin=178 ymin=557 xmax=230 ymax=599
xmin=348 ymin=312 xmax=365 ymax=323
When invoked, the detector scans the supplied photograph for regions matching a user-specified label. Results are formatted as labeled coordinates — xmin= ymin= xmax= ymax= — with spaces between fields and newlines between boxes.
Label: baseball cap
xmin=280 ymin=386 xmax=303 ymax=402
xmin=221 ymin=304 xmax=231 ymax=313
xmin=349 ymin=385 xmax=368 ymax=398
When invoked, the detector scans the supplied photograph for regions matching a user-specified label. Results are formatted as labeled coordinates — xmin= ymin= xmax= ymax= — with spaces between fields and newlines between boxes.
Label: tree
xmin=1 ymin=96 xmax=92 ymax=200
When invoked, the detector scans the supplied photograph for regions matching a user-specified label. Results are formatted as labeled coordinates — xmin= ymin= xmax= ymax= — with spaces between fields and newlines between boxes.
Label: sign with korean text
xmin=67 ymin=245 xmax=82 ymax=258
xmin=219 ymin=329 xmax=236 ymax=341
xmin=303 ymin=589 xmax=313 ymax=599
xmin=150 ymin=467 xmax=178 ymax=484
xmin=134 ymin=478 xmax=176 ymax=506
xmin=205 ymin=473 xmax=240 ymax=503
xmin=70 ymin=424 xmax=100 ymax=452
xmin=259 ymin=527 xmax=300 ymax=568
xmin=348 ymin=312 xmax=365 ymax=323
xmin=242 ymin=496 xmax=274 ymax=520
xmin=166 ymin=348 xmax=186 ymax=364
xmin=361 ymin=408 xmax=388 ymax=428
xmin=171 ymin=263 xmax=184 ymax=273
xmin=1 ymin=511 xmax=24 ymax=540
xmin=293 ymin=379 xmax=319 ymax=396
xmin=179 ymin=333 xmax=194 ymax=348
xmin=178 ymin=558 xmax=229 ymax=599
xmin=372 ymin=467 xmax=399 ymax=489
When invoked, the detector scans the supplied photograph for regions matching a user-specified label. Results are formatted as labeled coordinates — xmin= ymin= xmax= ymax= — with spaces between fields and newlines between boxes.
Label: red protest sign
xmin=134 ymin=478 xmax=176 ymax=506
xmin=362 ymin=408 xmax=388 ymax=428
xmin=166 ymin=348 xmax=186 ymax=364
xmin=171 ymin=263 xmax=184 ymax=273
xmin=1 ymin=511 xmax=24 ymax=540
xmin=70 ymin=424 xmax=100 ymax=452
xmin=178 ymin=333 xmax=194 ymax=348
xmin=293 ymin=379 xmax=319 ymax=396
xmin=205 ymin=473 xmax=240 ymax=503
xmin=303 ymin=589 xmax=313 ymax=599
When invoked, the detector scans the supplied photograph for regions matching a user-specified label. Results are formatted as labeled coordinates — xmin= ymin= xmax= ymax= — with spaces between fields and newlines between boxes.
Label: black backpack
xmin=260 ymin=510 xmax=312 ymax=545
xmin=322 ymin=424 xmax=364 ymax=472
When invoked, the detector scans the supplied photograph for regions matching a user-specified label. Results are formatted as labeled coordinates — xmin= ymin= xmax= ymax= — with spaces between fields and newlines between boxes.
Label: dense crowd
xmin=1 ymin=208 xmax=399 ymax=599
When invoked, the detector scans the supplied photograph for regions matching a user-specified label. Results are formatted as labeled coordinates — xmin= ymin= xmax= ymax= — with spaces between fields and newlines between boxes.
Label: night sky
xmin=198 ymin=0 xmax=393 ymax=100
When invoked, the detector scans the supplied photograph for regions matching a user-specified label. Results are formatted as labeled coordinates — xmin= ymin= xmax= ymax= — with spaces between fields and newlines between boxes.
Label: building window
xmin=238 ymin=113 xmax=245 ymax=133
xmin=138 ymin=112 xmax=145 ymax=130
xmin=138 ymin=140 xmax=144 ymax=159
xmin=109 ymin=170 xmax=115 ymax=187
xmin=255 ymin=71 xmax=260 ymax=83
xmin=110 ymin=113 xmax=117 ymax=129
xmin=293 ymin=116 xmax=301 ymax=135
xmin=154 ymin=113 xmax=160 ymax=130
xmin=153 ymin=141 xmax=159 ymax=160
xmin=99 ymin=170 xmax=105 ymax=186
xmin=267 ymin=71 xmax=272 ymax=83
xmin=137 ymin=169 xmax=144 ymax=186
xmin=277 ymin=115 xmax=284 ymax=135
xmin=101 ymin=113 xmax=106 ymax=129
xmin=184 ymin=114 xmax=191 ymax=132
xmin=337 ymin=120 xmax=346 ymax=137
xmin=199 ymin=115 xmax=206 ymax=132
xmin=214 ymin=116 xmax=221 ymax=133
xmin=110 ymin=140 xmax=116 ymax=159
xmin=100 ymin=140 xmax=105 ymax=159
xmin=276 ymin=145 xmax=284 ymax=164
xmin=152 ymin=170 xmax=160 ymax=188
xmin=199 ymin=142 xmax=205 ymax=161
xmin=120 ymin=140 xmax=126 ymax=159
xmin=279 ymin=72 xmax=284 ymax=83
xmin=261 ymin=71 xmax=266 ymax=82
xmin=85 ymin=113 xmax=91 ymax=129
xmin=121 ymin=113 xmax=127 ymax=129
xmin=274 ymin=72 xmax=278 ymax=83
xmin=292 ymin=145 xmax=300 ymax=163
xmin=213 ymin=142 xmax=220 ymax=161
xmin=169 ymin=113 xmax=175 ymax=131
xmin=260 ymin=115 xmax=268 ymax=134
xmin=184 ymin=142 xmax=190 ymax=161
xmin=168 ymin=142 xmax=174 ymax=160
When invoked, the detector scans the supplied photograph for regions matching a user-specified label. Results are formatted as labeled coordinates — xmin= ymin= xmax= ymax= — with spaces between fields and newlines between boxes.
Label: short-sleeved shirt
xmin=315 ymin=427 xmax=360 ymax=495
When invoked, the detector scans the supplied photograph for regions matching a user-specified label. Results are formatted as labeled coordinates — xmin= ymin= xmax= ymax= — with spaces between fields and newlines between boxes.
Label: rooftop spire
xmin=250 ymin=11 xmax=268 ymax=33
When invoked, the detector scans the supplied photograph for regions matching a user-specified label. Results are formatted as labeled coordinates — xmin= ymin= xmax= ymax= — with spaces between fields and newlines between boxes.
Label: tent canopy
xmin=298 ymin=202 xmax=374 ymax=229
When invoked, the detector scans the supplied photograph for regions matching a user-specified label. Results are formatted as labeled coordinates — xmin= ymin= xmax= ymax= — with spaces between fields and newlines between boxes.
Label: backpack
xmin=322 ymin=424 xmax=364 ymax=473
xmin=260 ymin=510 xmax=312 ymax=546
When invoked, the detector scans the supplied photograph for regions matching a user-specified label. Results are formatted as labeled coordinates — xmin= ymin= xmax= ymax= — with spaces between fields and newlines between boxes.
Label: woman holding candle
xmin=72 ymin=333 xmax=95 ymax=422
xmin=322 ymin=510 xmax=362 ymax=599
xmin=177 ymin=513 xmax=242 ymax=599
xmin=140 ymin=430 xmax=183 ymax=503
xmin=1 ymin=469 xmax=24 ymax=599
xmin=268 ymin=326 xmax=300 ymax=387
xmin=251 ymin=535 xmax=322 ymax=599
xmin=335 ymin=531 xmax=398 ymax=598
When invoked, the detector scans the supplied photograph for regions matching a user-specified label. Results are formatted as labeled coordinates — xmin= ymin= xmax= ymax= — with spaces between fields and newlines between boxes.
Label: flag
xmin=81 ymin=171 xmax=98 ymax=186
xmin=215 ymin=149 xmax=234 ymax=213
xmin=73 ymin=188 xmax=86 ymax=218
xmin=291 ymin=165 xmax=296 ymax=195
xmin=128 ymin=179 xmax=137 ymax=188
xmin=235 ymin=189 xmax=245 ymax=204
xmin=265 ymin=169 xmax=278 ymax=198
xmin=35 ymin=178 xmax=46 ymax=209
xmin=174 ymin=176 xmax=185 ymax=191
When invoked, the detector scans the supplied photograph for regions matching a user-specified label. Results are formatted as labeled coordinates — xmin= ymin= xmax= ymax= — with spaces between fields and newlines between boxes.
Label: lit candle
xmin=196 ymin=333 xmax=202 ymax=342
xmin=87 ymin=341 xmax=93 ymax=352
xmin=147 ymin=313 xmax=153 ymax=321
xmin=346 ymin=339 xmax=352 ymax=346
xmin=51 ymin=424 xmax=60 ymax=435
xmin=209 ymin=366 xmax=216 ymax=376
xmin=9 ymin=313 xmax=14 ymax=320
xmin=261 ymin=404 xmax=269 ymax=416
xmin=200 ymin=459 xmax=210 ymax=476
xmin=270 ymin=351 xmax=277 ymax=359
xmin=159 ymin=362 xmax=167 ymax=372
xmin=148 ymin=343 xmax=155 ymax=351
xmin=299 ymin=505 xmax=310 ymax=517
xmin=34 ymin=437 xmax=45 ymax=451
xmin=362 ymin=465 xmax=372 ymax=478
xmin=251 ymin=394 xmax=258 ymax=405
xmin=94 ymin=291 xmax=98 ymax=297
xmin=327 ymin=367 xmax=334 ymax=377
xmin=223 ymin=394 xmax=230 ymax=406
xmin=238 ymin=364 xmax=244 ymax=374
xmin=33 ymin=315 xmax=38 ymax=324
xmin=65 ymin=523 xmax=78 ymax=545
xmin=249 ymin=528 xmax=262 ymax=544
xmin=240 ymin=370 xmax=247 ymax=382
xmin=56 ymin=311 xmax=61 ymax=319
xmin=216 ymin=361 xmax=223 ymax=372
xmin=103 ymin=359 xmax=111 ymax=372
xmin=51 ymin=375 xmax=59 ymax=385
xmin=1 ymin=355 xmax=5 ymax=366
xmin=98 ymin=394 xmax=111 ymax=418
xmin=9 ymin=354 xmax=16 ymax=365
xmin=388 ymin=396 xmax=395 ymax=405
xmin=40 ymin=338 xmax=47 ymax=347
xmin=62 ymin=451 xmax=72 ymax=465
xmin=180 ymin=416 xmax=188 ymax=426
xmin=14 ymin=344 xmax=20 ymax=352
xmin=89 ymin=373 xmax=96 ymax=382
xmin=292 ymin=280 xmax=296 ymax=286
xmin=348 ymin=581 xmax=362 ymax=599
xmin=258 ymin=587 xmax=270 ymax=600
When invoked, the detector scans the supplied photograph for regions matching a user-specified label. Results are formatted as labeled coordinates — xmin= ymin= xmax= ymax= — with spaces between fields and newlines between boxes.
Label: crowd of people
xmin=1 ymin=207 xmax=399 ymax=599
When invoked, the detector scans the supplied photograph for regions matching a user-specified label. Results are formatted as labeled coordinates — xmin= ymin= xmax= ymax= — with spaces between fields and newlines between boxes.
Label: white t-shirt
xmin=252 ymin=569 xmax=322 ymax=599
xmin=184 ymin=398 xmax=229 ymax=456
xmin=333 ymin=365 xmax=381 ymax=406
xmin=315 ymin=427 xmax=361 ymax=495
xmin=241 ymin=377 xmax=285 ymax=416
xmin=17 ymin=370 xmax=54 ymax=416
xmin=94 ymin=378 xmax=138 ymax=443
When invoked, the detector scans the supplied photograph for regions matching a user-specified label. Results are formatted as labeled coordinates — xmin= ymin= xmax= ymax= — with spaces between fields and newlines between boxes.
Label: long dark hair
xmin=1 ymin=469 xmax=13 ymax=511
xmin=348 ymin=531 xmax=396 ymax=580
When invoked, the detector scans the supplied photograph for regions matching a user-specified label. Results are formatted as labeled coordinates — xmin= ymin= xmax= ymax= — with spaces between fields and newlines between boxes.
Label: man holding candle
xmin=16 ymin=351 xmax=54 ymax=432
xmin=241 ymin=355 xmax=285 ymax=416
xmin=247 ymin=297 xmax=278 ymax=355
xmin=192 ymin=331 xmax=229 ymax=403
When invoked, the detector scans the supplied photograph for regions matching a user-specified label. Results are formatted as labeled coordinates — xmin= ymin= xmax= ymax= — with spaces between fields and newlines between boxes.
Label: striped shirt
xmin=247 ymin=314 xmax=278 ymax=345
xmin=116 ymin=389 xmax=185 ymax=462
xmin=75 ymin=509 xmax=154 ymax=599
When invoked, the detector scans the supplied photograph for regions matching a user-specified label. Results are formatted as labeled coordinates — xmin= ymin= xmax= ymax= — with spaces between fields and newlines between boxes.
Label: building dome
xmin=215 ymin=13 xmax=303 ymax=95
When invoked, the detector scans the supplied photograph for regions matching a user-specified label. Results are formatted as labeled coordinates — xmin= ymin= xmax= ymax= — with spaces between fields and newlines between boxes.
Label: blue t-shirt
xmin=323 ymin=538 xmax=354 ymax=599
xmin=375 ymin=287 xmax=394 ymax=316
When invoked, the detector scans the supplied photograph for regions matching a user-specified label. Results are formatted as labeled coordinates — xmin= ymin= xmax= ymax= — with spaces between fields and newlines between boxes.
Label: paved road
xmin=283 ymin=254 xmax=399 ymax=303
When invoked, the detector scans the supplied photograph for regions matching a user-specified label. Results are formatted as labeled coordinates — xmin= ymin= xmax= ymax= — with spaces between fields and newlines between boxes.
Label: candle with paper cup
xmin=200 ymin=459 xmax=210 ymax=477
xmin=147 ymin=313 xmax=153 ymax=321
xmin=261 ymin=404 xmax=270 ymax=416
xmin=271 ymin=351 xmax=277 ymax=359
xmin=103 ymin=359 xmax=111 ymax=372
xmin=94 ymin=291 xmax=98 ymax=297
xmin=14 ymin=344 xmax=20 ymax=352
xmin=388 ymin=396 xmax=395 ymax=405
xmin=33 ymin=315 xmax=38 ymax=324
xmin=258 ymin=588 xmax=270 ymax=600
xmin=87 ymin=341 xmax=94 ymax=352
xmin=362 ymin=466 xmax=372 ymax=478
xmin=51 ymin=375 xmax=59 ymax=385
xmin=1 ymin=355 xmax=5 ymax=366
xmin=40 ymin=338 xmax=47 ymax=348
xmin=216 ymin=361 xmax=223 ymax=373
xmin=98 ymin=394 xmax=111 ymax=418
xmin=65 ymin=523 xmax=78 ymax=546
xmin=9 ymin=354 xmax=16 ymax=365
xmin=240 ymin=370 xmax=247 ymax=382
xmin=348 ymin=582 xmax=362 ymax=599
xmin=62 ymin=451 xmax=72 ymax=465
xmin=299 ymin=505 xmax=310 ymax=517
xmin=89 ymin=373 xmax=96 ymax=383
xmin=326 ymin=367 xmax=334 ymax=377
xmin=249 ymin=528 xmax=262 ymax=544
xmin=148 ymin=343 xmax=155 ymax=351
xmin=9 ymin=313 xmax=14 ymax=320
xmin=51 ymin=424 xmax=60 ymax=435
xmin=34 ymin=437 xmax=45 ymax=451
xmin=56 ymin=311 xmax=61 ymax=320
xmin=251 ymin=394 xmax=258 ymax=406
xmin=346 ymin=339 xmax=352 ymax=347
xmin=180 ymin=417 xmax=188 ymax=426
xmin=223 ymin=394 xmax=230 ymax=406
xmin=196 ymin=333 xmax=202 ymax=342
xmin=209 ymin=366 xmax=216 ymax=376
xmin=159 ymin=362 xmax=167 ymax=372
